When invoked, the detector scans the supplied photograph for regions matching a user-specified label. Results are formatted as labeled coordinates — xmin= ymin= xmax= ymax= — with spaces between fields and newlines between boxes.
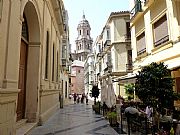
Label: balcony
xmin=130 ymin=0 xmax=143 ymax=23
xmin=126 ymin=64 xmax=133 ymax=72
xmin=97 ymin=52 xmax=103 ymax=58
xmin=104 ymin=39 xmax=111 ymax=48
xmin=124 ymin=34 xmax=131 ymax=42
xmin=61 ymin=58 xmax=66 ymax=66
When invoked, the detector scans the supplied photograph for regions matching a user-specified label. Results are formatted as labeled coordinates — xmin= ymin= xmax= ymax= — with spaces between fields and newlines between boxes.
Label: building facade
xmin=94 ymin=11 xmax=131 ymax=102
xmin=59 ymin=9 xmax=72 ymax=104
xmin=71 ymin=60 xmax=85 ymax=94
xmin=128 ymin=0 xmax=180 ymax=106
xmin=0 ymin=0 xmax=66 ymax=134
xmin=84 ymin=53 xmax=95 ymax=96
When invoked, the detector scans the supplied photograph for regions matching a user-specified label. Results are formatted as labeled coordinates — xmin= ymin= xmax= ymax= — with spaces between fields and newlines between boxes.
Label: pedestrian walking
xmin=77 ymin=94 xmax=80 ymax=103
xmin=73 ymin=93 xmax=77 ymax=104
xmin=81 ymin=93 xmax=85 ymax=103
xmin=86 ymin=93 xmax=88 ymax=105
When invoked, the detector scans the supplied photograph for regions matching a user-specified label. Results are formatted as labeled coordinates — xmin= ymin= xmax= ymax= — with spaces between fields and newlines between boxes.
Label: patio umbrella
xmin=106 ymin=76 xmax=116 ymax=108
xmin=101 ymin=79 xmax=105 ymax=102
xmin=101 ymin=79 xmax=107 ymax=103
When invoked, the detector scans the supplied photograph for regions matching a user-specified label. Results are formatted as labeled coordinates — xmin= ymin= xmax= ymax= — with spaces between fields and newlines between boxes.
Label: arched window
xmin=52 ymin=45 xmax=55 ymax=81
xmin=87 ymin=30 xmax=89 ymax=35
xmin=45 ymin=31 xmax=49 ymax=79
xmin=56 ymin=52 xmax=58 ymax=82
xmin=80 ymin=30 xmax=81 ymax=35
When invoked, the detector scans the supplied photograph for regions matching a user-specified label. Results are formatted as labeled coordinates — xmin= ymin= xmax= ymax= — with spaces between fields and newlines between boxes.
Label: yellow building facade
xmin=0 ymin=0 xmax=65 ymax=134
xmin=130 ymin=0 xmax=180 ymax=105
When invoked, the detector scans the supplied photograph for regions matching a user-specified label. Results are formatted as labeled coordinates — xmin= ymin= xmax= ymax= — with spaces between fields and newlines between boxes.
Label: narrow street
xmin=28 ymin=102 xmax=121 ymax=135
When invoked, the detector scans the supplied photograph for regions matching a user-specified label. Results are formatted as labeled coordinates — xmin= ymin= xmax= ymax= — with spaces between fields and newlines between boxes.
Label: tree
xmin=124 ymin=83 xmax=135 ymax=100
xmin=135 ymin=62 xmax=178 ymax=109
xmin=91 ymin=85 xmax=100 ymax=104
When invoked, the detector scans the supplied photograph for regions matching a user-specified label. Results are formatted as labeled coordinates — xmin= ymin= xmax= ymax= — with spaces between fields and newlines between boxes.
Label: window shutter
xmin=153 ymin=15 xmax=169 ymax=47
xmin=136 ymin=32 xmax=146 ymax=55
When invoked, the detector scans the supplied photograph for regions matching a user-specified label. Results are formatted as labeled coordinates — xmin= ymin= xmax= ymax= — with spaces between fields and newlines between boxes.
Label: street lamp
xmin=133 ymin=87 xmax=136 ymax=101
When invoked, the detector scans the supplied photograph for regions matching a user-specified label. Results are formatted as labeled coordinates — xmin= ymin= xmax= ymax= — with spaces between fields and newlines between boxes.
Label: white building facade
xmin=128 ymin=0 xmax=180 ymax=107
xmin=94 ymin=11 xmax=131 ymax=102
xmin=84 ymin=53 xmax=95 ymax=97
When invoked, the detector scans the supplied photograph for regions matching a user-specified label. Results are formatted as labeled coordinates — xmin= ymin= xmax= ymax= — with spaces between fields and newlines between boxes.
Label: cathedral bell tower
xmin=75 ymin=13 xmax=93 ymax=61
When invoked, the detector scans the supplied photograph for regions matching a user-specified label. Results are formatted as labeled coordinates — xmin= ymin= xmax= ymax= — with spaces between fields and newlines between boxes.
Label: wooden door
xmin=17 ymin=40 xmax=27 ymax=121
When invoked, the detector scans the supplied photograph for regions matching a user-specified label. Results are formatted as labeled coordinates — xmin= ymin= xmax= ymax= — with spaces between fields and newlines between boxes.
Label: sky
xmin=63 ymin=0 xmax=130 ymax=51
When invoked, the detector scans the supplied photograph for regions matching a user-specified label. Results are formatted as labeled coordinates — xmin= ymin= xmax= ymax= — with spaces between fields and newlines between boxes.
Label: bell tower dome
xmin=75 ymin=13 xmax=93 ymax=61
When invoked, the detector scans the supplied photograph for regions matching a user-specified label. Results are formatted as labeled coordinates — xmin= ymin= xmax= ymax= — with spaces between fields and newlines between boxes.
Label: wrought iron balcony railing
xmin=61 ymin=58 xmax=66 ymax=66
xmin=131 ymin=0 xmax=142 ymax=18
xmin=124 ymin=34 xmax=131 ymax=42
xmin=104 ymin=39 xmax=111 ymax=48
xmin=154 ymin=35 xmax=169 ymax=47
xmin=137 ymin=48 xmax=146 ymax=56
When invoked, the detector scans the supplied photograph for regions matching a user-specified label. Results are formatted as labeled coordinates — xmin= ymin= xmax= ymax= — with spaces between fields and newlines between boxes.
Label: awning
xmin=113 ymin=73 xmax=137 ymax=84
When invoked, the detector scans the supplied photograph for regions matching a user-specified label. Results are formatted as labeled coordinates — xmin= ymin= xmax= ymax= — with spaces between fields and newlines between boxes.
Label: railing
xmin=97 ymin=53 xmax=103 ymax=57
xmin=126 ymin=113 xmax=151 ymax=135
xmin=154 ymin=35 xmax=169 ymax=47
xmin=104 ymin=39 xmax=111 ymax=48
xmin=124 ymin=34 xmax=131 ymax=41
xmin=61 ymin=59 xmax=66 ymax=66
xmin=137 ymin=48 xmax=146 ymax=56
xmin=131 ymin=0 xmax=142 ymax=18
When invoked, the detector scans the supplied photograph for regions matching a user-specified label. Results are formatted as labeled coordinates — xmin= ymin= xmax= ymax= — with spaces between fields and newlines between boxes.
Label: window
xmin=107 ymin=29 xmax=110 ymax=39
xmin=52 ymin=45 xmax=55 ymax=81
xmin=56 ymin=52 xmax=58 ymax=82
xmin=175 ymin=77 xmax=180 ymax=94
xmin=153 ymin=15 xmax=169 ymax=47
xmin=45 ymin=31 xmax=49 ymax=79
xmin=22 ymin=15 xmax=29 ymax=41
xmin=0 ymin=0 xmax=3 ymax=21
xmin=87 ymin=30 xmax=89 ymax=35
xmin=62 ymin=45 xmax=66 ymax=58
xmin=128 ymin=50 xmax=132 ymax=64
xmin=136 ymin=32 xmax=146 ymax=55
xmin=126 ymin=22 xmax=131 ymax=38
xmin=80 ymin=30 xmax=81 ymax=35
xmin=78 ymin=70 xmax=80 ymax=73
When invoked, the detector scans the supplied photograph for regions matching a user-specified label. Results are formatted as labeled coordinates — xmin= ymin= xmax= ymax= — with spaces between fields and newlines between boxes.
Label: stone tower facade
xmin=75 ymin=14 xmax=93 ymax=61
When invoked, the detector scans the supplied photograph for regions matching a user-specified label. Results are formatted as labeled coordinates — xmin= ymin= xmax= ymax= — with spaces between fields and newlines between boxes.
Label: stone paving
xmin=28 ymin=102 xmax=123 ymax=135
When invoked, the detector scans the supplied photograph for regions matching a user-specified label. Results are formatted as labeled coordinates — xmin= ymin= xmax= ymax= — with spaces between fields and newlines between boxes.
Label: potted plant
xmin=92 ymin=101 xmax=101 ymax=114
xmin=107 ymin=111 xmax=118 ymax=127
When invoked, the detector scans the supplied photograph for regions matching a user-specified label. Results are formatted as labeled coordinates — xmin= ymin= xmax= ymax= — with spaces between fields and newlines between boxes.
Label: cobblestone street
xmin=28 ymin=102 xmax=121 ymax=135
